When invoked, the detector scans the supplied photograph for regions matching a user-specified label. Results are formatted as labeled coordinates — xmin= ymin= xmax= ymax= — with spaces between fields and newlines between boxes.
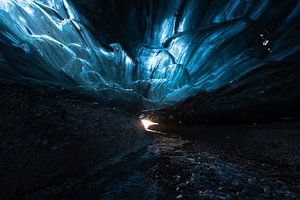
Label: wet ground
xmin=100 ymin=131 xmax=299 ymax=200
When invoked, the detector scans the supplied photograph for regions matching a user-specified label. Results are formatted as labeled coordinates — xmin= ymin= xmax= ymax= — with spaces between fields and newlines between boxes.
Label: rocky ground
xmin=0 ymin=82 xmax=299 ymax=199
xmin=0 ymin=82 xmax=151 ymax=200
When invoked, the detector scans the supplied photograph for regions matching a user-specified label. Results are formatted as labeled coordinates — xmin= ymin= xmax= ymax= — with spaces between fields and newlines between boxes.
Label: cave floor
xmin=100 ymin=131 xmax=299 ymax=200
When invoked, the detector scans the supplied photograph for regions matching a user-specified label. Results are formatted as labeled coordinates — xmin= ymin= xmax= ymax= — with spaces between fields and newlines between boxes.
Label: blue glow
xmin=0 ymin=0 xmax=299 ymax=110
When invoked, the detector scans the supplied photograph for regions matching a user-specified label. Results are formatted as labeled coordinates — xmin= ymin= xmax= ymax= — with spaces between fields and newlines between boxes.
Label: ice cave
xmin=0 ymin=0 xmax=299 ymax=199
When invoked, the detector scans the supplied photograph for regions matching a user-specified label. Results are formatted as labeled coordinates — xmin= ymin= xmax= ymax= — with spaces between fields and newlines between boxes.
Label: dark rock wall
xmin=145 ymin=62 xmax=300 ymax=124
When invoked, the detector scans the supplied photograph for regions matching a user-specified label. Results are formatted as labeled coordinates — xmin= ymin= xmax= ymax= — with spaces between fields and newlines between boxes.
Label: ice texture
xmin=0 ymin=0 xmax=299 ymax=109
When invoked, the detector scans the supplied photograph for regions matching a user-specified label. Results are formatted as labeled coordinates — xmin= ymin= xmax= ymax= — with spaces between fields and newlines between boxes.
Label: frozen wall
xmin=0 ymin=0 xmax=299 ymax=109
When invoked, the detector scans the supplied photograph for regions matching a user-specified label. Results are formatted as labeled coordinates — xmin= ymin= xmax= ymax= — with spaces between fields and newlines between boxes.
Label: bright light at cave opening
xmin=141 ymin=119 xmax=159 ymax=130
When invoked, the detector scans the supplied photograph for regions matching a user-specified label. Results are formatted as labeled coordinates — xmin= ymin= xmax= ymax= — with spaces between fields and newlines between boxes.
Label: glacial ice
xmin=0 ymin=0 xmax=299 ymax=110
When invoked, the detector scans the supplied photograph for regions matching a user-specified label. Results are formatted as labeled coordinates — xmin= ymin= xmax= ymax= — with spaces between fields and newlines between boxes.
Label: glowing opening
xmin=141 ymin=119 xmax=159 ymax=130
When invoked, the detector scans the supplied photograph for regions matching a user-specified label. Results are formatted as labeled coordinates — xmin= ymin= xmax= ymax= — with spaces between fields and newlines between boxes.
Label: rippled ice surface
xmin=100 ymin=133 xmax=299 ymax=200
xmin=0 ymin=0 xmax=299 ymax=109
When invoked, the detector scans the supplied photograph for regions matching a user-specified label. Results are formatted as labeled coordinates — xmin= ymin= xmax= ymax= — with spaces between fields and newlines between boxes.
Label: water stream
xmin=100 ymin=131 xmax=299 ymax=200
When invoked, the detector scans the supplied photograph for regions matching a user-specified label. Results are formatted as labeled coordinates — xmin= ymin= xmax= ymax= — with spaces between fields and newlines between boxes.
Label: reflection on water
xmin=141 ymin=119 xmax=159 ymax=130
xmin=100 ymin=132 xmax=299 ymax=200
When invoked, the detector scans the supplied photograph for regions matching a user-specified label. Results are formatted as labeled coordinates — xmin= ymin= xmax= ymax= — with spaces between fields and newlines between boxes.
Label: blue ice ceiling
xmin=0 ymin=0 xmax=299 ymax=109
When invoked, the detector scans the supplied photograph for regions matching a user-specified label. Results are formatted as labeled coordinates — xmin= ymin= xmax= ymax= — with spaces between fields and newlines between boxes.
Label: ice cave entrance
xmin=1 ymin=0 xmax=293 ymax=111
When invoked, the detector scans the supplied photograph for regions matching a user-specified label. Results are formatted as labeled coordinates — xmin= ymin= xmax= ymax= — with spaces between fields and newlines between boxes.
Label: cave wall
xmin=0 ymin=0 xmax=299 ymax=110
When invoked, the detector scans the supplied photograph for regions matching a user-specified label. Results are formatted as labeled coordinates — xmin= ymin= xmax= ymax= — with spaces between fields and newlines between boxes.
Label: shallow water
xmin=100 ymin=132 xmax=299 ymax=200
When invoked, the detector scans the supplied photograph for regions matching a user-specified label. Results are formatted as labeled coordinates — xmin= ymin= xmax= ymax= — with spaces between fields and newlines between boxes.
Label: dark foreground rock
xmin=0 ymin=82 xmax=151 ymax=200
